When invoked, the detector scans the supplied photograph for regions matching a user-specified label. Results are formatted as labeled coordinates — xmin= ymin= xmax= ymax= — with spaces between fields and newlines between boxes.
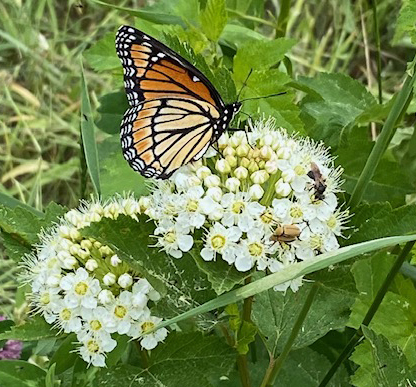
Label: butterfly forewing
xmin=116 ymin=25 xmax=238 ymax=180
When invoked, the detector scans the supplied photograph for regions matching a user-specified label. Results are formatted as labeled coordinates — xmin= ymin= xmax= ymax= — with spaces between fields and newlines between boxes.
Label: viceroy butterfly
xmin=115 ymin=25 xmax=242 ymax=180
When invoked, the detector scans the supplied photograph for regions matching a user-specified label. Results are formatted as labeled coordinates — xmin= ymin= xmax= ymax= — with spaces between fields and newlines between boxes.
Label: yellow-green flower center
xmin=310 ymin=235 xmax=324 ymax=250
xmin=114 ymin=305 xmax=127 ymax=319
xmin=211 ymin=234 xmax=226 ymax=250
xmin=260 ymin=211 xmax=274 ymax=224
xmin=164 ymin=203 xmax=177 ymax=216
xmin=164 ymin=231 xmax=176 ymax=244
xmin=289 ymin=206 xmax=303 ymax=219
xmin=232 ymin=201 xmax=245 ymax=214
xmin=40 ymin=293 xmax=50 ymax=305
xmin=141 ymin=321 xmax=155 ymax=333
xmin=87 ymin=340 xmax=100 ymax=353
xmin=90 ymin=319 xmax=102 ymax=331
xmin=294 ymin=165 xmax=306 ymax=175
xmin=248 ymin=242 xmax=263 ymax=257
xmin=75 ymin=281 xmax=88 ymax=295
xmin=327 ymin=215 xmax=337 ymax=229
xmin=60 ymin=308 xmax=72 ymax=321
xmin=186 ymin=199 xmax=199 ymax=212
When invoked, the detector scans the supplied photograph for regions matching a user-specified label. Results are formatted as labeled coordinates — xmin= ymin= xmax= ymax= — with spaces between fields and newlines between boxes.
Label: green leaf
xmin=80 ymin=61 xmax=101 ymax=196
xmin=0 ymin=192 xmax=43 ymax=216
xmin=45 ymin=363 xmax=56 ymax=387
xmin=350 ymin=328 xmax=416 ymax=387
xmin=0 ymin=361 xmax=46 ymax=387
xmin=108 ymin=95 xmax=129 ymax=126
xmin=156 ymin=234 xmax=416 ymax=331
xmin=0 ymin=316 xmax=61 ymax=341
xmin=84 ymin=32 xmax=119 ymax=72
xmin=235 ymin=321 xmax=257 ymax=354
xmin=97 ymin=135 xmax=148 ymax=198
xmin=349 ymin=251 xmax=416 ymax=365
xmin=393 ymin=0 xmax=416 ymax=45
xmin=200 ymin=0 xmax=227 ymax=42
xmin=345 ymin=202 xmax=416 ymax=245
xmin=95 ymin=332 xmax=235 ymax=387
xmin=220 ymin=24 xmax=267 ymax=50
xmin=233 ymin=38 xmax=296 ymax=81
xmin=49 ymin=334 xmax=78 ymax=375
xmin=296 ymin=73 xmax=377 ymax=146
xmin=337 ymin=126 xmax=414 ymax=207
xmin=252 ymin=265 xmax=356 ymax=356
xmin=81 ymin=215 xmax=215 ymax=318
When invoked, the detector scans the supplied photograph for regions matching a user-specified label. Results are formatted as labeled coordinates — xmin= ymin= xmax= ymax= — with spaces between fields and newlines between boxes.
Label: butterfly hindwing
xmin=120 ymin=98 xmax=221 ymax=179
xmin=115 ymin=26 xmax=224 ymax=108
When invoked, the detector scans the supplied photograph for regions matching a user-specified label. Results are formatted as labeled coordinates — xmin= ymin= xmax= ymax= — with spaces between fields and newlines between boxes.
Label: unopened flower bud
xmin=118 ymin=273 xmax=133 ymax=288
xmin=230 ymin=133 xmax=243 ymax=147
xmin=223 ymin=146 xmax=236 ymax=157
xmin=265 ymin=160 xmax=278 ymax=174
xmin=249 ymin=184 xmax=264 ymax=200
xmin=240 ymin=157 xmax=250 ymax=168
xmin=93 ymin=241 xmax=102 ymax=249
xmin=110 ymin=255 xmax=122 ymax=267
xmin=85 ymin=259 xmax=98 ymax=271
xmin=78 ymin=248 xmax=90 ymax=260
xmin=204 ymin=174 xmax=221 ymax=187
xmin=69 ymin=245 xmax=80 ymax=256
xmin=196 ymin=166 xmax=211 ymax=180
xmin=248 ymin=160 xmax=259 ymax=173
xmin=80 ymin=239 xmax=92 ymax=250
xmin=188 ymin=175 xmax=202 ymax=187
xmin=234 ymin=166 xmax=248 ymax=180
xmin=103 ymin=273 xmax=116 ymax=286
xmin=251 ymin=170 xmax=269 ymax=184
xmin=225 ymin=155 xmax=237 ymax=168
xmin=88 ymin=212 xmax=102 ymax=223
xmin=206 ymin=187 xmax=222 ymax=202
xmin=216 ymin=159 xmax=231 ymax=174
xmin=218 ymin=133 xmax=229 ymax=148
xmin=63 ymin=255 xmax=77 ymax=270
xmin=260 ymin=145 xmax=273 ymax=160
xmin=275 ymin=179 xmax=292 ymax=197
xmin=236 ymin=143 xmax=249 ymax=157
xmin=225 ymin=177 xmax=240 ymax=192
xmin=98 ymin=289 xmax=114 ymax=304
xmin=138 ymin=196 xmax=151 ymax=212
xmin=122 ymin=198 xmax=139 ymax=216
xmin=258 ymin=160 xmax=265 ymax=169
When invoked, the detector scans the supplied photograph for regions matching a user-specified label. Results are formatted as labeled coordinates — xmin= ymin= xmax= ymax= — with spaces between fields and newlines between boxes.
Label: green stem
xmin=276 ymin=0 xmax=291 ymax=37
xmin=237 ymin=277 xmax=253 ymax=387
xmin=348 ymin=56 xmax=416 ymax=209
xmin=260 ymin=283 xmax=320 ymax=387
xmin=370 ymin=0 xmax=383 ymax=104
xmin=318 ymin=240 xmax=415 ymax=387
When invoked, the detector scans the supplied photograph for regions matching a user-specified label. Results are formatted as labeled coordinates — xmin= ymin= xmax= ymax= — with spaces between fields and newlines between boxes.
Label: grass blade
xmin=155 ymin=234 xmax=416 ymax=330
xmin=348 ymin=57 xmax=416 ymax=209
xmin=80 ymin=60 xmax=101 ymax=196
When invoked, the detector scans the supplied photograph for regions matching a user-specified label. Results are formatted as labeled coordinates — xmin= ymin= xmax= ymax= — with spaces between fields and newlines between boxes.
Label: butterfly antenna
xmin=240 ymin=91 xmax=287 ymax=103
xmin=236 ymin=69 xmax=253 ymax=101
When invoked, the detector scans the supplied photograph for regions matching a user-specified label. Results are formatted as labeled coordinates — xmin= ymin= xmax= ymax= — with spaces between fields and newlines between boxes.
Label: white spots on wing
xmin=151 ymin=57 xmax=158 ymax=62
xmin=224 ymin=109 xmax=228 ymax=114
xmin=142 ymin=42 xmax=152 ymax=47
xmin=223 ymin=116 xmax=228 ymax=121
xmin=157 ymin=52 xmax=166 ymax=58
xmin=192 ymin=76 xmax=200 ymax=82
xmin=128 ymin=28 xmax=135 ymax=33
xmin=143 ymin=35 xmax=150 ymax=40
xmin=222 ymin=123 xmax=227 ymax=129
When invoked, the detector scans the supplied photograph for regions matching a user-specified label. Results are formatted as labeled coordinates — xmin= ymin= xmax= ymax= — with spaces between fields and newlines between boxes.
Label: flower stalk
xmin=259 ymin=282 xmax=320 ymax=387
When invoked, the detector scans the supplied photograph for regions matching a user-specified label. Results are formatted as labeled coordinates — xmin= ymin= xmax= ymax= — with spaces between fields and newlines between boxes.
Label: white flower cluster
xmin=141 ymin=118 xmax=349 ymax=292
xmin=22 ymin=198 xmax=168 ymax=367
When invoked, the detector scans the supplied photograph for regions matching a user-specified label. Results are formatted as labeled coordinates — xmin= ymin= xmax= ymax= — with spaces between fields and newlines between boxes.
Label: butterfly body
xmin=115 ymin=26 xmax=241 ymax=179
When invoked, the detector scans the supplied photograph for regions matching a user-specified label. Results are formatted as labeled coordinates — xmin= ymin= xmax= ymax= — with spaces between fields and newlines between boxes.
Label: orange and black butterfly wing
xmin=120 ymin=97 xmax=221 ymax=179
xmin=115 ymin=25 xmax=225 ymax=108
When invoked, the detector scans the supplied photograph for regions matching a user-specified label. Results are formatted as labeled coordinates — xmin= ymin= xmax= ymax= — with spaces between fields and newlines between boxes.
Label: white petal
xmin=141 ymin=335 xmax=158 ymax=350
xmin=201 ymin=247 xmax=214 ymax=261
xmin=235 ymin=255 xmax=254 ymax=272
xmin=177 ymin=234 xmax=193 ymax=252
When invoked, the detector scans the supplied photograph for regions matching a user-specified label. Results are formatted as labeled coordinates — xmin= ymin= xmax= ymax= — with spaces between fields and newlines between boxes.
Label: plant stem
xmin=135 ymin=341 xmax=149 ymax=368
xmin=276 ymin=0 xmax=291 ymax=37
xmin=348 ymin=57 xmax=416 ymax=210
xmin=237 ymin=277 xmax=253 ymax=387
xmin=370 ymin=0 xmax=383 ymax=104
xmin=318 ymin=240 xmax=415 ymax=387
xmin=260 ymin=283 xmax=320 ymax=387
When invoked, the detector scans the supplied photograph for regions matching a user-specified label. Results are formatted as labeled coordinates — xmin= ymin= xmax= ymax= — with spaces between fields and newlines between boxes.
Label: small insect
xmin=307 ymin=162 xmax=327 ymax=200
xmin=270 ymin=224 xmax=301 ymax=243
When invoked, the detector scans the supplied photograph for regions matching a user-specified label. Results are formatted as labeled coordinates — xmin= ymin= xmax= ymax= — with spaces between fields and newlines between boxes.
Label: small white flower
xmin=132 ymin=278 xmax=160 ymax=302
xmin=154 ymin=219 xmax=193 ymax=258
xmin=53 ymin=300 xmax=83 ymax=333
xmin=201 ymin=222 xmax=242 ymax=263
xmin=78 ymin=333 xmax=117 ymax=367
xmin=132 ymin=314 xmax=168 ymax=350
xmin=60 ymin=268 xmax=101 ymax=309
xmin=176 ymin=186 xmax=206 ymax=229
xmin=235 ymin=229 xmax=271 ymax=272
